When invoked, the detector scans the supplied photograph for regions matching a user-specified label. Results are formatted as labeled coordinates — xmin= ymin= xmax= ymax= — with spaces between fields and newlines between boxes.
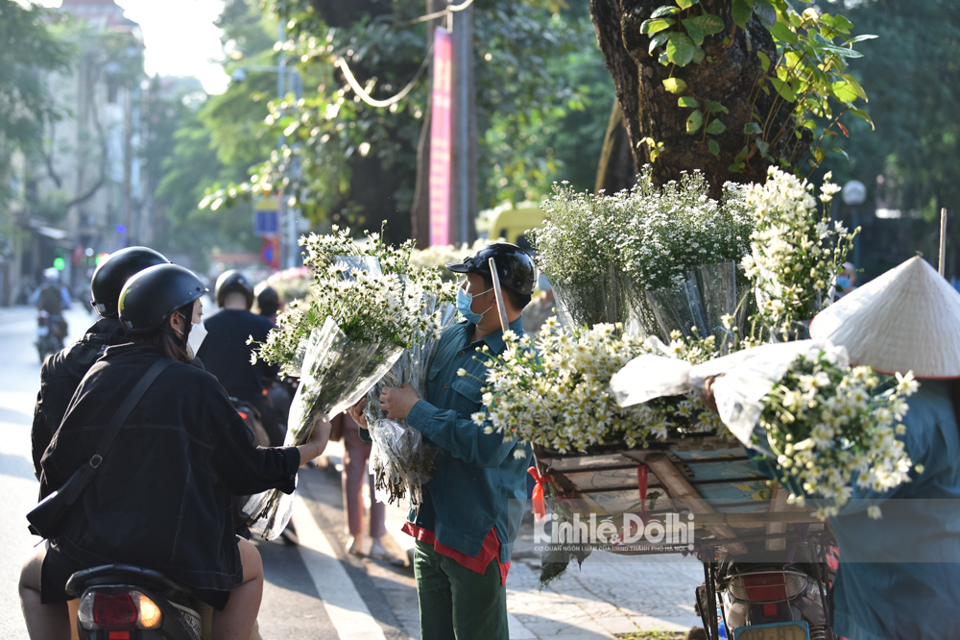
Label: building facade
xmin=6 ymin=0 xmax=146 ymax=305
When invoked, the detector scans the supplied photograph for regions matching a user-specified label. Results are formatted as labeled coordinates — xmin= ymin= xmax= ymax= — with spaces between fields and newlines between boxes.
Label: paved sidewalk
xmin=321 ymin=440 xmax=703 ymax=639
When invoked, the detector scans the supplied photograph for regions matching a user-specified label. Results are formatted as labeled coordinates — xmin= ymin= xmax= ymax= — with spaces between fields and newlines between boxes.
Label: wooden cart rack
xmin=533 ymin=438 xmax=835 ymax=640
xmin=533 ymin=437 xmax=826 ymax=557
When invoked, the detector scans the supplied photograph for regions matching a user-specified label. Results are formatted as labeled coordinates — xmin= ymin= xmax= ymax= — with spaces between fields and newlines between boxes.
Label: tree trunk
xmin=594 ymin=100 xmax=637 ymax=195
xmin=589 ymin=0 xmax=808 ymax=198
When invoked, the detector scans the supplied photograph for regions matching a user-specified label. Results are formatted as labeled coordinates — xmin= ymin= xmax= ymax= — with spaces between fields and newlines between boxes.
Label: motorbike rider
xmin=31 ymin=247 xmax=169 ymax=479
xmin=19 ymin=263 xmax=329 ymax=640
xmin=197 ymin=270 xmax=282 ymax=445
xmin=254 ymin=283 xmax=283 ymax=326
xmin=33 ymin=267 xmax=71 ymax=338
xmin=255 ymin=283 xmax=296 ymax=433
xmin=351 ymin=241 xmax=537 ymax=640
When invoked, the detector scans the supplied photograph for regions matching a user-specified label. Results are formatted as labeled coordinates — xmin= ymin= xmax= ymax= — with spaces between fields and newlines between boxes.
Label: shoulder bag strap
xmin=63 ymin=357 xmax=176 ymax=505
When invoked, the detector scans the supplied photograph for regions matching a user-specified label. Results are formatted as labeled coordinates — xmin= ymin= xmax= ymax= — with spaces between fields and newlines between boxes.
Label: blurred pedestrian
xmin=197 ymin=271 xmax=281 ymax=445
xmin=521 ymin=273 xmax=556 ymax=338
xmin=836 ymin=261 xmax=858 ymax=297
xmin=332 ymin=412 xmax=389 ymax=558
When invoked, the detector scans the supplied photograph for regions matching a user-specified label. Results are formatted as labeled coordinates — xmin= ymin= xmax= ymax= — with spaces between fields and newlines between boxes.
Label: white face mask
xmin=187 ymin=320 xmax=207 ymax=355
xmin=177 ymin=312 xmax=207 ymax=356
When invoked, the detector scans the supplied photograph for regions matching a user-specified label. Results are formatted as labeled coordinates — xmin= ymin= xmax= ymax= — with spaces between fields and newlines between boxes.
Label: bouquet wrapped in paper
xmin=364 ymin=301 xmax=458 ymax=506
xmin=245 ymin=226 xmax=452 ymax=539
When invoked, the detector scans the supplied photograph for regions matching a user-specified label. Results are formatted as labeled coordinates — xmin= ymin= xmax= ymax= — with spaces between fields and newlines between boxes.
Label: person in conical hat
xmin=811 ymin=255 xmax=960 ymax=377
xmin=803 ymin=256 xmax=960 ymax=640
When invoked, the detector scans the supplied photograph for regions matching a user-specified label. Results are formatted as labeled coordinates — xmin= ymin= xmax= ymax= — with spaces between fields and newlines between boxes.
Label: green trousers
xmin=413 ymin=540 xmax=509 ymax=640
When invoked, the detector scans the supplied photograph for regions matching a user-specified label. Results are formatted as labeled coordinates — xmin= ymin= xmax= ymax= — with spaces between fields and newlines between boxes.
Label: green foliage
xmin=151 ymin=92 xmax=274 ymax=273
xmin=820 ymin=0 xmax=959 ymax=218
xmin=0 ymin=0 xmax=71 ymax=204
xmin=200 ymin=0 xmax=600 ymax=239
xmin=146 ymin=0 xmax=283 ymax=270
xmin=475 ymin=7 xmax=601 ymax=206
xmin=639 ymin=0 xmax=873 ymax=176
xmin=810 ymin=0 xmax=960 ymax=280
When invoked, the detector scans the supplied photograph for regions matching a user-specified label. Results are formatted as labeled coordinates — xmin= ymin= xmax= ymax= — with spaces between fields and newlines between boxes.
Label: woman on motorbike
xmin=19 ymin=263 xmax=329 ymax=640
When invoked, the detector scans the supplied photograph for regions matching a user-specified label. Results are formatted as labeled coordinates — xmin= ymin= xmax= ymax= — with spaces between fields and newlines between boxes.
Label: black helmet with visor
xmin=445 ymin=242 xmax=538 ymax=295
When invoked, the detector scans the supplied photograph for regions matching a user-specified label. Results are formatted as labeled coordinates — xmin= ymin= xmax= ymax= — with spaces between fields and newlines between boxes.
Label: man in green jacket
xmin=353 ymin=242 xmax=538 ymax=640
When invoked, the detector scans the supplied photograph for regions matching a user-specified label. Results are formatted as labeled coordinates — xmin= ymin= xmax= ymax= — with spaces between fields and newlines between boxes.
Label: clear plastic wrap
xmin=364 ymin=300 xmax=458 ymax=506
xmin=243 ymin=316 xmax=403 ymax=539
xmin=642 ymin=262 xmax=744 ymax=347
xmin=368 ymin=417 xmax=435 ymax=506
xmin=552 ymin=264 xmax=624 ymax=329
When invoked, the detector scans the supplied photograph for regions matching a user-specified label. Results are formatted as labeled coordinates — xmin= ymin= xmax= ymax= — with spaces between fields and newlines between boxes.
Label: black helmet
xmin=119 ymin=264 xmax=207 ymax=334
xmin=446 ymin=242 xmax=539 ymax=295
xmin=215 ymin=270 xmax=254 ymax=308
xmin=90 ymin=246 xmax=170 ymax=318
xmin=255 ymin=284 xmax=280 ymax=316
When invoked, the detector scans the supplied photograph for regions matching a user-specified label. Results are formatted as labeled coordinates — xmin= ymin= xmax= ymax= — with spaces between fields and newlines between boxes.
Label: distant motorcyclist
xmin=254 ymin=282 xmax=295 ymax=432
xmin=197 ymin=270 xmax=281 ymax=445
xmin=32 ymin=268 xmax=71 ymax=338
xmin=19 ymin=263 xmax=329 ymax=639
xmin=254 ymin=283 xmax=283 ymax=326
xmin=31 ymin=247 xmax=170 ymax=479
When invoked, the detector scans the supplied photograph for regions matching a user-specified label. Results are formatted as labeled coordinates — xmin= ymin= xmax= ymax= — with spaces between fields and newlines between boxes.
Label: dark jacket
xmin=40 ymin=343 xmax=300 ymax=597
xmin=196 ymin=308 xmax=277 ymax=404
xmin=32 ymin=317 xmax=128 ymax=479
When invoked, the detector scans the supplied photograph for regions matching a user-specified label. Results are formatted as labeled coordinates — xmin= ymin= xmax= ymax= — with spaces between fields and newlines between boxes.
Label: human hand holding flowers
xmin=348 ymin=397 xmax=368 ymax=429
xmin=298 ymin=419 xmax=332 ymax=466
xmin=379 ymin=384 xmax=420 ymax=420
xmin=699 ymin=376 xmax=719 ymax=413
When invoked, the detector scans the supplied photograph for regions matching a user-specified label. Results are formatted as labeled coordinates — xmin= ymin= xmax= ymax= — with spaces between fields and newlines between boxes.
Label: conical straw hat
xmin=809 ymin=256 xmax=960 ymax=378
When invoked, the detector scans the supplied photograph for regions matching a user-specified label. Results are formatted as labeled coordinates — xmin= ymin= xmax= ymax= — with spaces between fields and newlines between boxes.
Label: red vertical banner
xmin=261 ymin=235 xmax=280 ymax=270
xmin=429 ymin=27 xmax=453 ymax=247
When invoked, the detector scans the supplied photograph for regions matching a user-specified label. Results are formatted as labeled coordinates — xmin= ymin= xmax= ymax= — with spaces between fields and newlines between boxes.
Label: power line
xmin=334 ymin=42 xmax=433 ymax=109
xmin=327 ymin=0 xmax=475 ymax=109
xmin=410 ymin=0 xmax=476 ymax=25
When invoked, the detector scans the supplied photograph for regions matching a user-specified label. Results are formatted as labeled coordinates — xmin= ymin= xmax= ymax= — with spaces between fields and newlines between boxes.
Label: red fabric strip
xmin=402 ymin=523 xmax=510 ymax=586
xmin=528 ymin=465 xmax=552 ymax=521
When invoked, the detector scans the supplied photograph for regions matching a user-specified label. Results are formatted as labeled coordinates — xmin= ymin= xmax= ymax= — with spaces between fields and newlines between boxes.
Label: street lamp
xmin=842 ymin=179 xmax=867 ymax=269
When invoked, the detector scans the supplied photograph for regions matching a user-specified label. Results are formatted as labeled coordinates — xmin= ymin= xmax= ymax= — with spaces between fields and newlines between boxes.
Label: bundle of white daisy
xmin=740 ymin=167 xmax=856 ymax=340
xmin=759 ymin=346 xmax=918 ymax=519
xmin=534 ymin=169 xmax=751 ymax=335
xmin=474 ymin=320 xmax=729 ymax=453
xmin=247 ymin=227 xmax=455 ymax=539
xmin=258 ymin=226 xmax=455 ymax=374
